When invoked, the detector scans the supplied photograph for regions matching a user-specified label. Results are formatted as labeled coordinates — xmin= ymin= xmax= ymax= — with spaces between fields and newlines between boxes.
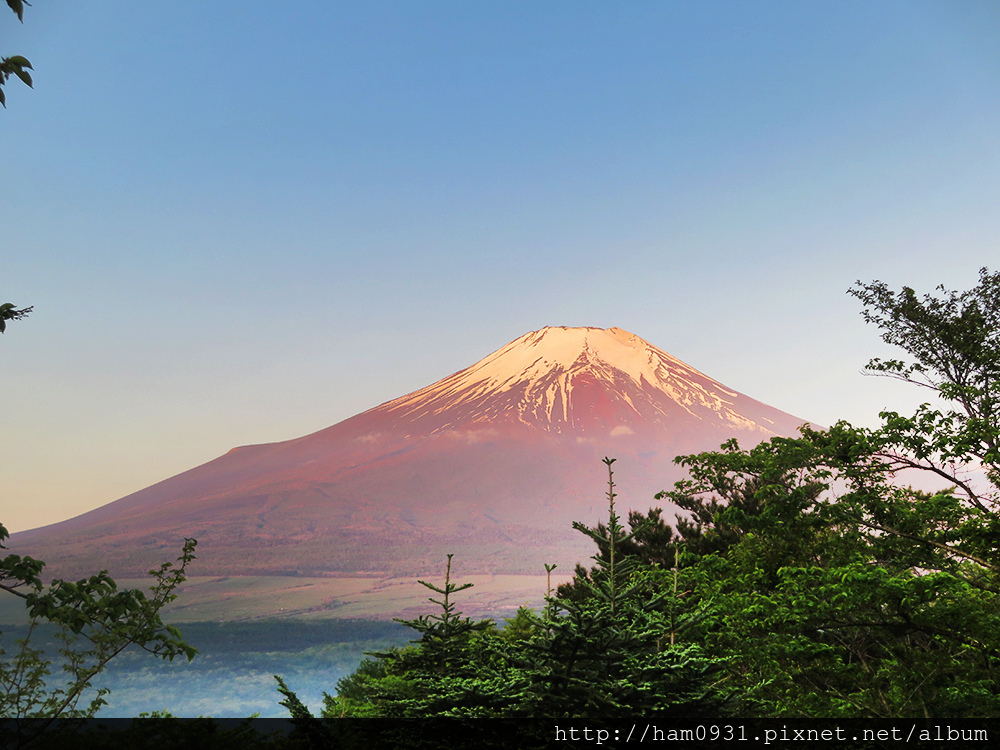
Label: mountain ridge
xmin=11 ymin=326 xmax=808 ymax=580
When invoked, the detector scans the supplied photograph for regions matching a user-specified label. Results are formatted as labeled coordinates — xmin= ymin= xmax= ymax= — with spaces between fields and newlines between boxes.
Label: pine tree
xmin=389 ymin=554 xmax=494 ymax=676
xmin=519 ymin=458 xmax=727 ymax=717
xmin=291 ymin=459 xmax=729 ymax=719
xmin=316 ymin=554 xmax=511 ymax=718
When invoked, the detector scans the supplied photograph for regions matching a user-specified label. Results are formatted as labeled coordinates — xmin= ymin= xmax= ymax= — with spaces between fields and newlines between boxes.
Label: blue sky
xmin=3 ymin=1 xmax=999 ymax=532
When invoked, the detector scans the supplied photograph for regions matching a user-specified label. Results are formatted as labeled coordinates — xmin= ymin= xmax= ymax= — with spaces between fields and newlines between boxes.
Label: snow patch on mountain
xmin=372 ymin=326 xmax=779 ymax=435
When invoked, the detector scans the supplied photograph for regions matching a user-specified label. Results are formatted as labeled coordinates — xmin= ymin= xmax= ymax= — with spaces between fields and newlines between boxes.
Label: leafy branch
xmin=1 ymin=522 xmax=198 ymax=724
xmin=1 ymin=0 xmax=34 ymax=108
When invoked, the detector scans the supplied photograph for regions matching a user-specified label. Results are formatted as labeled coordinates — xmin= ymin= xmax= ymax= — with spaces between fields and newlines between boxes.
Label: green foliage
xmin=388 ymin=553 xmax=495 ymax=677
xmin=316 ymin=555 xmax=508 ymax=718
xmin=499 ymin=606 xmax=540 ymax=642
xmin=282 ymin=458 xmax=730 ymax=719
xmin=1 ymin=0 xmax=34 ymax=108
xmin=0 ymin=302 xmax=33 ymax=333
xmin=279 ymin=268 xmax=1000 ymax=720
xmin=659 ymin=427 xmax=1000 ymax=717
xmin=1 ymin=522 xmax=198 ymax=724
xmin=523 ymin=458 xmax=727 ymax=717
xmin=6 ymin=0 xmax=28 ymax=21
xmin=849 ymin=267 xmax=1000 ymax=509
xmin=634 ymin=270 xmax=1000 ymax=717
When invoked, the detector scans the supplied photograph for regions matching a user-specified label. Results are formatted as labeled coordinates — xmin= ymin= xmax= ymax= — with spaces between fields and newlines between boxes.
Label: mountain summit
xmin=13 ymin=327 xmax=806 ymax=578
xmin=379 ymin=326 xmax=786 ymax=436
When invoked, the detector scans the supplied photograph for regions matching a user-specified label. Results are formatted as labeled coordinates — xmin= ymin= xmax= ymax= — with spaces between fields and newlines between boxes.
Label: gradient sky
xmin=3 ymin=1 xmax=999 ymax=533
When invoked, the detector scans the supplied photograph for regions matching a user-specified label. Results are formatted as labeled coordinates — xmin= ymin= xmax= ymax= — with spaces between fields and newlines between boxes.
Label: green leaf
xmin=6 ymin=0 xmax=25 ymax=23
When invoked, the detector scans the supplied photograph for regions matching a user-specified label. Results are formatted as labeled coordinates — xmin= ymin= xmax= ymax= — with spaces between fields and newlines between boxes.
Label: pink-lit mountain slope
xmin=12 ymin=326 xmax=808 ymax=579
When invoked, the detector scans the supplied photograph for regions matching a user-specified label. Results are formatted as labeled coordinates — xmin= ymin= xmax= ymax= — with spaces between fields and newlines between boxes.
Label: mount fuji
xmin=13 ymin=326 xmax=807 ymax=579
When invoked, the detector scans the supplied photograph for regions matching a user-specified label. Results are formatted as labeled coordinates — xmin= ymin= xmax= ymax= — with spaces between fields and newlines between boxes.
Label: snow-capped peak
xmin=441 ymin=326 xmax=733 ymax=400
xmin=373 ymin=326 xmax=790 ymax=436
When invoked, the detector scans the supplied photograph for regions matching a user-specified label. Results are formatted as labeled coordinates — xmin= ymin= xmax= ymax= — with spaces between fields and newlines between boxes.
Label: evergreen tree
xmin=289 ymin=459 xmax=729 ymax=719
xmin=519 ymin=458 xmax=726 ymax=717
xmin=387 ymin=554 xmax=495 ymax=678
xmin=276 ymin=555 xmax=519 ymax=719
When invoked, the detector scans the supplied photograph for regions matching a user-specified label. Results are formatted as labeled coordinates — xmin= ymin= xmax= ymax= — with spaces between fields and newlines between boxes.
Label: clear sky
xmin=3 ymin=1 xmax=999 ymax=533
